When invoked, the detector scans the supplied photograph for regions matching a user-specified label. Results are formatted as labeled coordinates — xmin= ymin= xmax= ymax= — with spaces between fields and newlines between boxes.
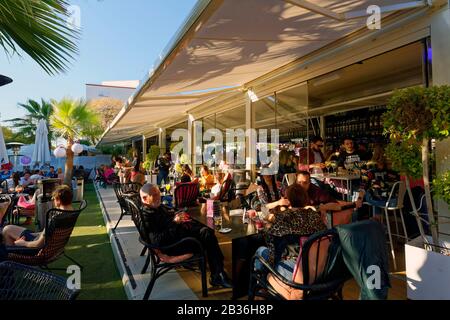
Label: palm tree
xmin=0 ymin=0 xmax=79 ymax=75
xmin=6 ymin=99 xmax=54 ymax=144
xmin=50 ymin=98 xmax=99 ymax=186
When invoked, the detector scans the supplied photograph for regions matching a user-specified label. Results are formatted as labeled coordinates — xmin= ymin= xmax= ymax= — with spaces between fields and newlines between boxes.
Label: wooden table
xmin=189 ymin=210 xmax=264 ymax=299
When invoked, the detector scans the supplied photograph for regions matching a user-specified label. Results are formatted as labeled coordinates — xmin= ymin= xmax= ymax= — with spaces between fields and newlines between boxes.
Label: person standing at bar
xmin=298 ymin=136 xmax=326 ymax=173
xmin=156 ymin=152 xmax=172 ymax=185
xmin=337 ymin=137 xmax=365 ymax=169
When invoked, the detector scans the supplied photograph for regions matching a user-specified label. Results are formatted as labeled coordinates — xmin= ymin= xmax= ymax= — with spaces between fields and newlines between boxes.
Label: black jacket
xmin=140 ymin=205 xmax=184 ymax=247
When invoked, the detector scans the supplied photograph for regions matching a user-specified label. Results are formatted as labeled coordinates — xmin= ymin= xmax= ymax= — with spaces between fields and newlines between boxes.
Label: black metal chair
xmin=6 ymin=200 xmax=87 ymax=271
xmin=124 ymin=198 xmax=208 ymax=300
xmin=248 ymin=229 xmax=351 ymax=300
xmin=0 ymin=261 xmax=79 ymax=300
xmin=112 ymin=182 xmax=142 ymax=230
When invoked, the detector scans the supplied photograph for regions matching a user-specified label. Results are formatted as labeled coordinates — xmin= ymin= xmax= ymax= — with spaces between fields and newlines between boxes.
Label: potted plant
xmin=383 ymin=85 xmax=450 ymax=299
xmin=142 ymin=145 xmax=161 ymax=182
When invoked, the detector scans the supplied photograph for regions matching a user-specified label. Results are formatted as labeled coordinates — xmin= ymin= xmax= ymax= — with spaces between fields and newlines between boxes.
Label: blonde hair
xmin=371 ymin=144 xmax=386 ymax=164
xmin=57 ymin=168 xmax=63 ymax=174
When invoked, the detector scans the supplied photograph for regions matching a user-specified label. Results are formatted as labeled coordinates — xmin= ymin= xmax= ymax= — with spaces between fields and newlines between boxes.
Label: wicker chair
xmin=0 ymin=261 xmax=79 ymax=300
xmin=112 ymin=182 xmax=142 ymax=230
xmin=173 ymin=182 xmax=200 ymax=209
xmin=249 ymin=229 xmax=351 ymax=300
xmin=6 ymin=200 xmax=87 ymax=270
xmin=125 ymin=198 xmax=208 ymax=300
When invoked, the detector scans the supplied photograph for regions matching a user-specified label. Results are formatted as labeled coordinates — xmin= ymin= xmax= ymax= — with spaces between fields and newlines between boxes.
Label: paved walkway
xmin=94 ymin=185 xmax=198 ymax=300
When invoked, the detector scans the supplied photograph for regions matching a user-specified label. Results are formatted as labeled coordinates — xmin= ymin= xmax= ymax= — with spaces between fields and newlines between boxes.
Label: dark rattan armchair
xmin=112 ymin=182 xmax=142 ymax=230
xmin=125 ymin=198 xmax=208 ymax=300
xmin=248 ymin=229 xmax=351 ymax=300
xmin=0 ymin=261 xmax=79 ymax=300
xmin=173 ymin=182 xmax=199 ymax=209
xmin=6 ymin=200 xmax=87 ymax=270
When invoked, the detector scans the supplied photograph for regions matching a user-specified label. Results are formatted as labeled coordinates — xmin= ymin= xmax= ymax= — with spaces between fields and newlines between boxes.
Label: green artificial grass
xmin=48 ymin=183 xmax=127 ymax=300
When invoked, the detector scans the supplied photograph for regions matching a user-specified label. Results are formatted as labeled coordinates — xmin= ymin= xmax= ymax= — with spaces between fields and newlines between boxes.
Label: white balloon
xmin=71 ymin=143 xmax=83 ymax=155
xmin=54 ymin=146 xmax=66 ymax=158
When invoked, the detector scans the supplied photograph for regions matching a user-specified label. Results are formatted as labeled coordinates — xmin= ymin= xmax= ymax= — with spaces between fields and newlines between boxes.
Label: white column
xmin=188 ymin=114 xmax=195 ymax=167
xmin=245 ymin=94 xmax=256 ymax=181
xmin=142 ymin=135 xmax=147 ymax=161
xmin=320 ymin=116 xmax=326 ymax=142
xmin=431 ymin=5 xmax=450 ymax=240
xmin=193 ymin=120 xmax=203 ymax=174
xmin=158 ymin=129 xmax=166 ymax=156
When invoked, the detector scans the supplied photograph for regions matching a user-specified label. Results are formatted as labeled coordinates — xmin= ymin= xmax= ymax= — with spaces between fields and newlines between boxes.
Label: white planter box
xmin=406 ymin=236 xmax=450 ymax=300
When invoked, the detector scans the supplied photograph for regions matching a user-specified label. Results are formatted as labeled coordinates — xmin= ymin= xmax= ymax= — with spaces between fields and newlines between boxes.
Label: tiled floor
xmin=95 ymin=186 xmax=198 ymax=300
xmin=96 ymin=184 xmax=406 ymax=300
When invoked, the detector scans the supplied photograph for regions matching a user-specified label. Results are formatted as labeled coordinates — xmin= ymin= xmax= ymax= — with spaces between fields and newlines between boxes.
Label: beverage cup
xmin=214 ymin=215 xmax=222 ymax=230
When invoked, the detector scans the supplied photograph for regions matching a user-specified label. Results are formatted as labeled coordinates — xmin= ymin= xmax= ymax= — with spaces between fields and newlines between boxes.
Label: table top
xmin=189 ymin=210 xmax=261 ymax=240
xmin=311 ymin=173 xmax=361 ymax=181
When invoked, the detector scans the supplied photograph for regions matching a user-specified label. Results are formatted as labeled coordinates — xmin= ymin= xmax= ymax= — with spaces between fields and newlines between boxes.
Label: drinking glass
xmin=214 ymin=214 xmax=222 ymax=231
xmin=325 ymin=161 xmax=331 ymax=175
xmin=330 ymin=161 xmax=338 ymax=175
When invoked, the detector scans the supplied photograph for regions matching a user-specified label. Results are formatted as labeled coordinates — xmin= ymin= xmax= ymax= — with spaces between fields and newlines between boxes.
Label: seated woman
xmin=131 ymin=165 xmax=146 ymax=186
xmin=180 ymin=164 xmax=196 ymax=183
xmin=256 ymin=166 xmax=282 ymax=218
xmin=252 ymin=184 xmax=327 ymax=297
xmin=200 ymin=171 xmax=229 ymax=214
xmin=2 ymin=172 xmax=20 ymax=192
xmin=199 ymin=165 xmax=215 ymax=193
xmin=2 ymin=185 xmax=73 ymax=248
xmin=57 ymin=168 xmax=64 ymax=183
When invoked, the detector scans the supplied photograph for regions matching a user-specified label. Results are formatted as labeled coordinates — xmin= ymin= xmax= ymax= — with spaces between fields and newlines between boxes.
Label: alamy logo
xmin=366 ymin=265 xmax=381 ymax=290
xmin=366 ymin=5 xmax=381 ymax=30
xmin=67 ymin=265 xmax=81 ymax=290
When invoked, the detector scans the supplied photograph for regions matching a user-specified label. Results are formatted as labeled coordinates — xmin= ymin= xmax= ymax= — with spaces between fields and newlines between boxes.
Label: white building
xmin=86 ymin=80 xmax=139 ymax=102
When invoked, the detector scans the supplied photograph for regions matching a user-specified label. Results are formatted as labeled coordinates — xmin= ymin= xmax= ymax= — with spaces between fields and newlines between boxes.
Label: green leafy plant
xmin=50 ymin=98 xmax=100 ymax=185
xmin=99 ymin=145 xmax=125 ymax=157
xmin=142 ymin=145 xmax=160 ymax=173
xmin=434 ymin=171 xmax=450 ymax=210
xmin=383 ymin=85 xmax=450 ymax=247
xmin=385 ymin=141 xmax=423 ymax=178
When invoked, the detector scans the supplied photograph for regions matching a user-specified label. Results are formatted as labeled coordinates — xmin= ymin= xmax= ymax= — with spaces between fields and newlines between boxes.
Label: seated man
xmin=45 ymin=166 xmax=58 ymax=179
xmin=30 ymin=170 xmax=44 ymax=182
xmin=19 ymin=172 xmax=33 ymax=188
xmin=296 ymin=171 xmax=337 ymax=206
xmin=297 ymin=171 xmax=364 ymax=226
xmin=139 ymin=183 xmax=232 ymax=288
xmin=337 ymin=137 xmax=366 ymax=169
xmin=2 ymin=185 xmax=73 ymax=248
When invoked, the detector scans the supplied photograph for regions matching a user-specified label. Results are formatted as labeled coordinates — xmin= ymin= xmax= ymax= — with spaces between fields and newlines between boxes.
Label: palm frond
xmin=0 ymin=0 xmax=79 ymax=75
xmin=51 ymin=98 xmax=100 ymax=142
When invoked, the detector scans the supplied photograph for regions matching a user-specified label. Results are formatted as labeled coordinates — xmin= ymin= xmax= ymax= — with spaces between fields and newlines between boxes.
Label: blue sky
xmin=0 ymin=0 xmax=197 ymax=124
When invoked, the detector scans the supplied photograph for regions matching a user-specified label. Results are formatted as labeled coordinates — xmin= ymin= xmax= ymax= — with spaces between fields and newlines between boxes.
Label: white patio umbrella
xmin=0 ymin=126 xmax=8 ymax=164
xmin=31 ymin=119 xmax=51 ymax=168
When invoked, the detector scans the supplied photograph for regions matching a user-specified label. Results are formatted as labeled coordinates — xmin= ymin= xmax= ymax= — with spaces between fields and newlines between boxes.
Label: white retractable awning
xmin=99 ymin=0 xmax=431 ymax=144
